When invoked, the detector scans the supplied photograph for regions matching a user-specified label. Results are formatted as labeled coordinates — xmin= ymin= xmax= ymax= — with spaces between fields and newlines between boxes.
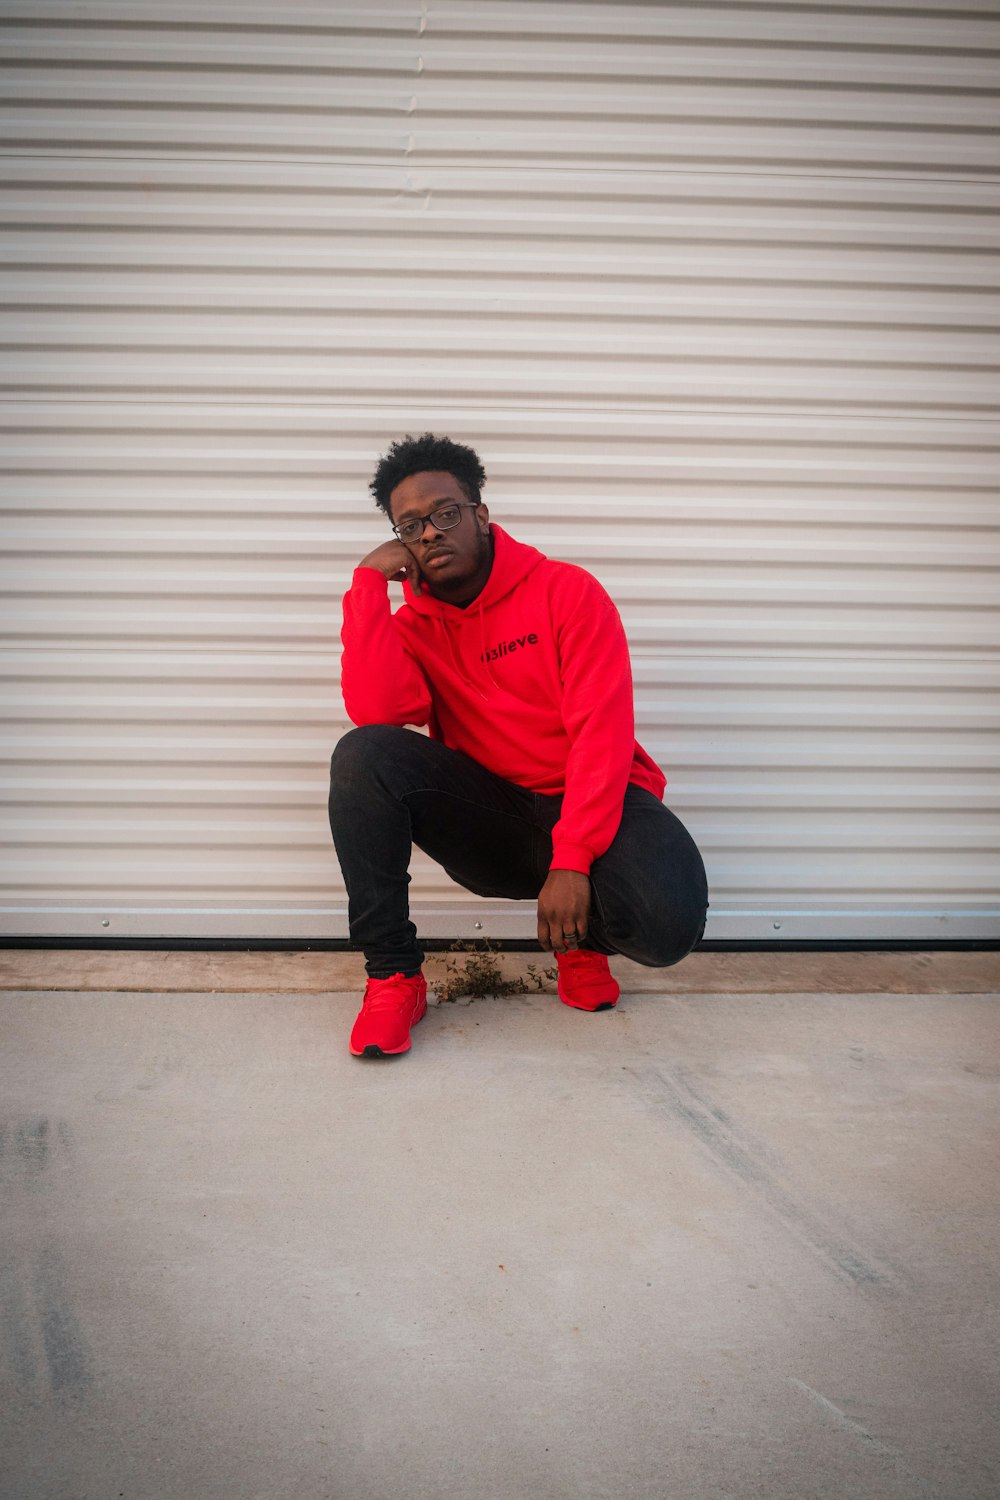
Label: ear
xmin=476 ymin=502 xmax=490 ymax=532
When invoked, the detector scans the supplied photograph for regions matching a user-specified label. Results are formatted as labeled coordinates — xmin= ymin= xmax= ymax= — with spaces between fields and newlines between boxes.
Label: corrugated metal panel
xmin=1 ymin=1 xmax=998 ymax=941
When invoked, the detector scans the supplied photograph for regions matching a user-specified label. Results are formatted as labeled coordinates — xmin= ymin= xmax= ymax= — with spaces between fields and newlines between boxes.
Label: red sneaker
xmin=349 ymin=971 xmax=428 ymax=1057
xmin=556 ymin=949 xmax=620 ymax=1011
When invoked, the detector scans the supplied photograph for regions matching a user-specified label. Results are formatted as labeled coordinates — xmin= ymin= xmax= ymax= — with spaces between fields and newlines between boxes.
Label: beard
xmin=424 ymin=523 xmax=494 ymax=603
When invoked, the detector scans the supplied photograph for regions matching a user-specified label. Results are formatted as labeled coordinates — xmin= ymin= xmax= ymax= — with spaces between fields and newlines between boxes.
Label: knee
xmin=610 ymin=905 xmax=707 ymax=970
xmin=330 ymin=724 xmax=410 ymax=786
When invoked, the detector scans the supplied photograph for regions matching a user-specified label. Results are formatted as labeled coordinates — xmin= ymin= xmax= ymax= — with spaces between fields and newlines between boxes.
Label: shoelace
xmin=559 ymin=950 xmax=610 ymax=986
xmin=560 ymin=949 xmax=606 ymax=970
xmin=362 ymin=974 xmax=419 ymax=1012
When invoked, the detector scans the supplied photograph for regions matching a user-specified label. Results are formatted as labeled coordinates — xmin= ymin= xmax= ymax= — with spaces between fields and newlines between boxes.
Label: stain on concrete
xmin=16 ymin=1117 xmax=50 ymax=1176
xmin=0 ymin=1117 xmax=73 ymax=1186
xmin=135 ymin=1053 xmax=183 ymax=1092
xmin=0 ymin=1119 xmax=91 ymax=1394
xmin=788 ymin=1377 xmax=938 ymax=1497
xmin=0 ymin=1238 xmax=92 ymax=1396
xmin=34 ymin=1240 xmax=91 ymax=1392
xmin=626 ymin=1064 xmax=900 ymax=1292
xmin=0 ymin=1245 xmax=39 ymax=1387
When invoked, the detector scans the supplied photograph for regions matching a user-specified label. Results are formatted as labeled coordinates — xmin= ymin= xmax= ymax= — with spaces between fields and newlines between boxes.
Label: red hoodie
xmin=340 ymin=524 xmax=666 ymax=875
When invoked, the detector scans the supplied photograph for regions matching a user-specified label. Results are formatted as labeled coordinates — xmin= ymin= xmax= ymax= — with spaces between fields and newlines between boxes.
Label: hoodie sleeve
xmin=340 ymin=566 xmax=433 ymax=727
xmin=548 ymin=569 xmax=638 ymax=875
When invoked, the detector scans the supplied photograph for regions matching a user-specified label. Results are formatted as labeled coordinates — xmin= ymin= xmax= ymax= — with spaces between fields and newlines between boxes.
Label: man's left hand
xmin=537 ymin=869 xmax=592 ymax=952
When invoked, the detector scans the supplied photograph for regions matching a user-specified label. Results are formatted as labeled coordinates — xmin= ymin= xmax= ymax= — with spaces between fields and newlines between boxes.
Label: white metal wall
xmin=2 ymin=0 xmax=998 ymax=941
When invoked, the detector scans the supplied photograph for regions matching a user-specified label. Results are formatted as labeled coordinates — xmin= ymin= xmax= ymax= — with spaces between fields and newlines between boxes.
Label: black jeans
xmin=328 ymin=724 xmax=709 ymax=978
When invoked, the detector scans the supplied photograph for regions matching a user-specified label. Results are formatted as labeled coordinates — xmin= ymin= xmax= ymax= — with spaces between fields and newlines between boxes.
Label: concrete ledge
xmin=0 ymin=946 xmax=997 ymax=994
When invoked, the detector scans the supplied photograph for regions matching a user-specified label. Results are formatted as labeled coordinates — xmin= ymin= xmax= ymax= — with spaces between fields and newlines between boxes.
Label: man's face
xmin=388 ymin=470 xmax=493 ymax=604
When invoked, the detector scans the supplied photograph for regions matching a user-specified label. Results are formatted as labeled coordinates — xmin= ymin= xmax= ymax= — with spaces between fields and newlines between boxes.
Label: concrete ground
xmin=2 ymin=951 xmax=998 ymax=1499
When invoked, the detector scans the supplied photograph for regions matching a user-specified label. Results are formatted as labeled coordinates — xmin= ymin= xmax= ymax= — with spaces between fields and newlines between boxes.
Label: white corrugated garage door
xmin=2 ymin=0 xmax=998 ymax=942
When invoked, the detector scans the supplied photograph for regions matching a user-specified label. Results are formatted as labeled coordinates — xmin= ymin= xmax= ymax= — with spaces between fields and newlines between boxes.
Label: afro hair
xmin=369 ymin=433 xmax=487 ymax=516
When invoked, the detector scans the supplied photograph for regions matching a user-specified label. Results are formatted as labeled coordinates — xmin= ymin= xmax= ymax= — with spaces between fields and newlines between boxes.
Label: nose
xmin=416 ymin=515 xmax=444 ymax=540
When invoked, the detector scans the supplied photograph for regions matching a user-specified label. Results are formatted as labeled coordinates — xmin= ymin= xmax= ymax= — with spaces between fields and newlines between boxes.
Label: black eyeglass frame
xmin=391 ymin=501 xmax=480 ymax=545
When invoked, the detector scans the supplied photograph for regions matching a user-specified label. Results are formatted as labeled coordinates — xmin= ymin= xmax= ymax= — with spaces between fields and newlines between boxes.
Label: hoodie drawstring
xmin=437 ymin=611 xmax=492 ymax=702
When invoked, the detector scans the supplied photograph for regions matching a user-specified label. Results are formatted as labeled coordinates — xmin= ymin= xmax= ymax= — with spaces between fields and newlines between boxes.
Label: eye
xmin=435 ymin=505 xmax=460 ymax=526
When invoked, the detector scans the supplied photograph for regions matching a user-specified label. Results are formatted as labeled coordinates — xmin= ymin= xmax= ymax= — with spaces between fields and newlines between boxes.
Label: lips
xmin=423 ymin=548 xmax=453 ymax=565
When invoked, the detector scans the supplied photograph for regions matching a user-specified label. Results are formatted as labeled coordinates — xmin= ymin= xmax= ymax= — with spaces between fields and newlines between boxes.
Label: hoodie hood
xmin=401 ymin=524 xmax=545 ymax=616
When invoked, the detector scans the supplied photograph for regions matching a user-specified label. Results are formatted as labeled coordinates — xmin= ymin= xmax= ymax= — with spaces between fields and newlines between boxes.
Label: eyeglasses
xmin=391 ymin=501 xmax=478 ymax=545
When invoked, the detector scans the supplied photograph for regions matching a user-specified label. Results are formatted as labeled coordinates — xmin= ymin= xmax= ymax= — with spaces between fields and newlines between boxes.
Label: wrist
xmin=549 ymin=845 xmax=593 ymax=876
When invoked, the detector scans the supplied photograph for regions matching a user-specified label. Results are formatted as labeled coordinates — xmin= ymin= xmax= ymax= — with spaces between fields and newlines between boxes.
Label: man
xmin=329 ymin=433 xmax=708 ymax=1058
